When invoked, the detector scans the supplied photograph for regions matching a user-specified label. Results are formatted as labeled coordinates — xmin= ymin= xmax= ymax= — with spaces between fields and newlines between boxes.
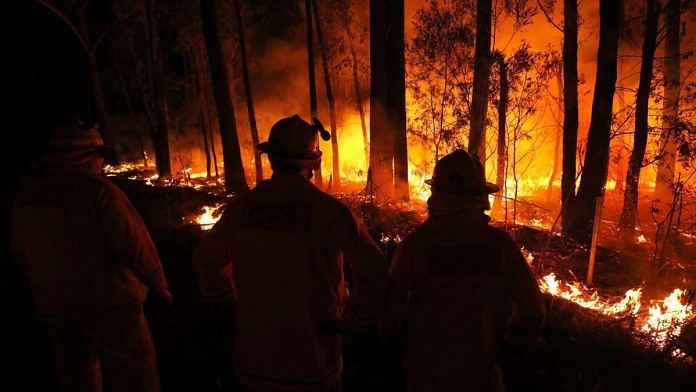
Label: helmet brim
xmin=257 ymin=142 xmax=322 ymax=170
xmin=425 ymin=178 xmax=500 ymax=195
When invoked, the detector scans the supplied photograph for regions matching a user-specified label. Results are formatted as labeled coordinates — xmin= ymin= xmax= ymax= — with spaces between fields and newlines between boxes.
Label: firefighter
xmin=193 ymin=114 xmax=387 ymax=391
xmin=11 ymin=120 xmax=170 ymax=392
xmin=381 ymin=149 xmax=545 ymax=392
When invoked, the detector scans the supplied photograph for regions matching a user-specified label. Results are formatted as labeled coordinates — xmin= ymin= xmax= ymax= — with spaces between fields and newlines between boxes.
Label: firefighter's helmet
xmin=41 ymin=120 xmax=107 ymax=165
xmin=257 ymin=115 xmax=329 ymax=170
xmin=425 ymin=149 xmax=500 ymax=195
xmin=49 ymin=119 xmax=106 ymax=152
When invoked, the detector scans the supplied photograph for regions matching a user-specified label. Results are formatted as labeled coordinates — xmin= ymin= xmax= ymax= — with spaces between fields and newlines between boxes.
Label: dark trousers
xmin=45 ymin=308 xmax=160 ymax=392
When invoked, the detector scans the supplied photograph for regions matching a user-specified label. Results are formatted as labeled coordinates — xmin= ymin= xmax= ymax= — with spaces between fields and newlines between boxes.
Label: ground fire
xmin=4 ymin=0 xmax=696 ymax=391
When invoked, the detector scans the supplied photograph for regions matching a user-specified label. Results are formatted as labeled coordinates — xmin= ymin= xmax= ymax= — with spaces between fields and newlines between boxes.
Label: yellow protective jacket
xmin=192 ymin=174 xmax=387 ymax=390
xmin=381 ymin=212 xmax=545 ymax=392
xmin=11 ymin=170 xmax=167 ymax=321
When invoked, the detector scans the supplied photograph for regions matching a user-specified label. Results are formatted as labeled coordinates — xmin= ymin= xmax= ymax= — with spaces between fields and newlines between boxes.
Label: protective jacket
xmin=11 ymin=170 xmax=167 ymax=321
xmin=381 ymin=211 xmax=545 ymax=392
xmin=193 ymin=174 xmax=387 ymax=390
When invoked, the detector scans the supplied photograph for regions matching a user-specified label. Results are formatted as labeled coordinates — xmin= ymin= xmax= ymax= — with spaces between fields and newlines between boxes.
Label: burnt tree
xmin=619 ymin=0 xmax=660 ymax=231
xmin=341 ymin=0 xmax=369 ymax=168
xmin=561 ymin=0 xmax=579 ymax=235
xmin=494 ymin=53 xmax=508 ymax=212
xmin=654 ymin=0 xmax=681 ymax=200
xmin=233 ymin=0 xmax=263 ymax=184
xmin=468 ymin=0 xmax=493 ymax=162
xmin=311 ymin=0 xmax=340 ymax=189
xmin=304 ymin=0 xmax=325 ymax=188
xmin=201 ymin=0 xmax=248 ymax=193
xmin=146 ymin=0 xmax=172 ymax=177
xmin=370 ymin=0 xmax=409 ymax=201
xmin=568 ymin=0 xmax=621 ymax=244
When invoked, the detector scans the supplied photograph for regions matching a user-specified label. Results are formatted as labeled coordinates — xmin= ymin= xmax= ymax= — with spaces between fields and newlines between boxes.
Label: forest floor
xmin=2 ymin=173 xmax=696 ymax=391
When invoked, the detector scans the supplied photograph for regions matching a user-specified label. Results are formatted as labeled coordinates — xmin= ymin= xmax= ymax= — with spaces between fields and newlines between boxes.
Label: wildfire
xmin=190 ymin=204 xmax=224 ymax=230
xmin=538 ymin=272 xmax=694 ymax=349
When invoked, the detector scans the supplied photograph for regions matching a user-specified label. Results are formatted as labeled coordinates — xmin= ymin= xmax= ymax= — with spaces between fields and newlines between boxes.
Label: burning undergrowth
xmin=95 ymin=170 xmax=696 ymax=389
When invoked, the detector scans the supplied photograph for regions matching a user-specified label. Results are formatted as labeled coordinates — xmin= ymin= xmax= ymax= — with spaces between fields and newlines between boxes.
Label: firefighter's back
xmin=225 ymin=175 xmax=350 ymax=389
xmin=402 ymin=214 xmax=517 ymax=391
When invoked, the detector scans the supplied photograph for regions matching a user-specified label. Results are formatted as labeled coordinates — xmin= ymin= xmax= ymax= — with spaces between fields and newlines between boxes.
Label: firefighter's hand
xmin=151 ymin=287 xmax=173 ymax=307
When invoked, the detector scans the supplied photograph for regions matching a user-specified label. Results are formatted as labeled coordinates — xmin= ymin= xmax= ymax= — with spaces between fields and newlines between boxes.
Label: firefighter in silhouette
xmin=11 ymin=120 xmax=170 ymax=392
xmin=193 ymin=114 xmax=387 ymax=391
xmin=381 ymin=149 xmax=545 ymax=392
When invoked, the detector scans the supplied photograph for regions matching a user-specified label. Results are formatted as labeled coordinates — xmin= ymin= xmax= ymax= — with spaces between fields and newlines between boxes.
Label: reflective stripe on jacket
xmin=193 ymin=174 xmax=387 ymax=389
xmin=382 ymin=212 xmax=545 ymax=392
xmin=11 ymin=171 xmax=167 ymax=320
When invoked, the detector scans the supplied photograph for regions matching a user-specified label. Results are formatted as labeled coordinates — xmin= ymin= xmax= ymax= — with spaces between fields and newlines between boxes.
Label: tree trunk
xmin=74 ymin=8 xmax=118 ymax=164
xmin=369 ymin=0 xmax=408 ymax=201
xmin=494 ymin=54 xmax=508 ymax=212
xmin=561 ymin=0 xmax=579 ymax=236
xmin=391 ymin=0 xmax=409 ymax=202
xmin=145 ymin=0 xmax=172 ymax=178
xmin=467 ymin=0 xmax=493 ymax=162
xmin=311 ymin=0 xmax=340 ymax=190
xmin=654 ymin=0 xmax=680 ymax=200
xmin=341 ymin=0 xmax=369 ymax=168
xmin=547 ymin=64 xmax=564 ymax=203
xmin=201 ymin=0 xmax=249 ymax=193
xmin=568 ymin=0 xmax=621 ymax=244
xmin=233 ymin=0 xmax=263 ymax=185
xmin=619 ymin=0 xmax=659 ymax=231
xmin=111 ymin=49 xmax=149 ymax=169
xmin=194 ymin=43 xmax=213 ymax=178
xmin=305 ymin=0 xmax=324 ymax=187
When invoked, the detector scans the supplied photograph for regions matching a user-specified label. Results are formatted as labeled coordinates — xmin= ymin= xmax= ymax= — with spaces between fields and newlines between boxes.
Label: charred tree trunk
xmin=547 ymin=64 xmax=564 ymax=203
xmin=311 ymin=0 xmax=340 ymax=189
xmin=194 ymin=42 xmax=213 ymax=178
xmin=467 ymin=0 xmax=493 ymax=162
xmin=111 ymin=49 xmax=149 ymax=169
xmin=305 ymin=0 xmax=324 ymax=187
xmin=568 ymin=0 xmax=621 ymax=244
xmin=654 ymin=0 xmax=680 ymax=200
xmin=341 ymin=0 xmax=369 ymax=168
xmin=201 ymin=0 xmax=249 ymax=193
xmin=494 ymin=54 xmax=508 ymax=212
xmin=145 ymin=0 xmax=172 ymax=178
xmin=199 ymin=103 xmax=212 ymax=178
xmin=619 ymin=0 xmax=659 ymax=231
xmin=561 ymin=0 xmax=579 ymax=236
xmin=72 ymin=7 xmax=118 ymax=164
xmin=369 ymin=0 xmax=408 ymax=201
xmin=392 ymin=0 xmax=409 ymax=202
xmin=233 ymin=0 xmax=263 ymax=185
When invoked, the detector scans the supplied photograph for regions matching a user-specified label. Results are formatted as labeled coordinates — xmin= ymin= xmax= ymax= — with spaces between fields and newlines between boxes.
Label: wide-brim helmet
xmin=425 ymin=149 xmax=500 ymax=195
xmin=257 ymin=115 xmax=329 ymax=170
xmin=41 ymin=120 xmax=107 ymax=165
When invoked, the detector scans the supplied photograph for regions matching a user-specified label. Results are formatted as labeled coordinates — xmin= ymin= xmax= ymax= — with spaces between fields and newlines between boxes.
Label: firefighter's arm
xmin=191 ymin=206 xmax=236 ymax=305
xmin=507 ymin=237 xmax=545 ymax=350
xmin=98 ymin=182 xmax=168 ymax=293
xmin=336 ymin=208 xmax=388 ymax=330
xmin=380 ymin=237 xmax=415 ymax=340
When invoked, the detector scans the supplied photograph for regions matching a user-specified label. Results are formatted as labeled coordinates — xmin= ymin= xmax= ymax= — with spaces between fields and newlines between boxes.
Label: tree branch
xmin=536 ymin=0 xmax=563 ymax=33
xmin=36 ymin=0 xmax=90 ymax=53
